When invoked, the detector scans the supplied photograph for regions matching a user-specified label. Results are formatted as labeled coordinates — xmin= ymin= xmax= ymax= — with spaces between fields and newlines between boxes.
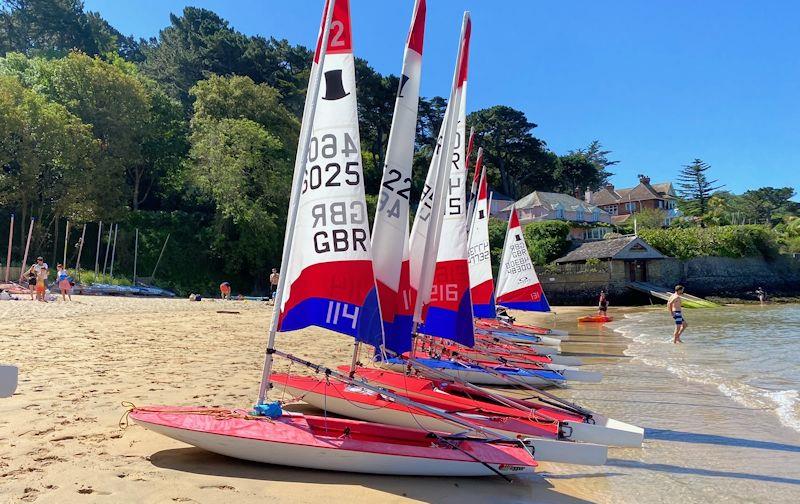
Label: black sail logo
xmin=398 ymin=74 xmax=410 ymax=98
xmin=322 ymin=69 xmax=350 ymax=100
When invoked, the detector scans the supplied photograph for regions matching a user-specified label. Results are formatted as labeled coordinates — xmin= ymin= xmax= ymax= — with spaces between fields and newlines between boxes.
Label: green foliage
xmin=634 ymin=207 xmax=667 ymax=229
xmin=522 ymin=220 xmax=571 ymax=265
xmin=677 ymin=159 xmax=724 ymax=218
xmin=487 ymin=217 xmax=507 ymax=276
xmin=638 ymin=225 xmax=781 ymax=260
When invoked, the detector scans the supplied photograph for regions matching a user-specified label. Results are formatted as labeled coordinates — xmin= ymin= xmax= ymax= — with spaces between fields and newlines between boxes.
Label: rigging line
xmin=432 ymin=433 xmax=512 ymax=482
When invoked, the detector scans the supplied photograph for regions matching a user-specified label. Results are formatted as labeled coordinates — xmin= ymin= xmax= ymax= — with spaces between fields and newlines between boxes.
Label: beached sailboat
xmin=131 ymin=0 xmax=538 ymax=477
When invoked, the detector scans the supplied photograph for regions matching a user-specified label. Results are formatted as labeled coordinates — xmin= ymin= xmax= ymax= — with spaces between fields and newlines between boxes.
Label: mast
xmin=4 ymin=214 xmax=13 ymax=283
xmin=257 ymin=0 xmax=337 ymax=405
xmin=109 ymin=224 xmax=118 ymax=279
xmin=75 ymin=223 xmax=87 ymax=283
xmin=150 ymin=233 xmax=170 ymax=280
xmin=102 ymin=225 xmax=112 ymax=278
xmin=62 ymin=220 xmax=69 ymax=267
xmin=133 ymin=228 xmax=138 ymax=285
xmin=94 ymin=221 xmax=102 ymax=277
xmin=19 ymin=218 xmax=34 ymax=283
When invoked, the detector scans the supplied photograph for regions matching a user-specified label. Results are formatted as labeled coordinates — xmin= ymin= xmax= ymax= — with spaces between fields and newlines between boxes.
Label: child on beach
xmin=32 ymin=257 xmax=48 ymax=302
xmin=269 ymin=268 xmax=279 ymax=304
xmin=219 ymin=282 xmax=231 ymax=300
xmin=667 ymin=285 xmax=687 ymax=344
xmin=56 ymin=264 xmax=72 ymax=301
xmin=24 ymin=266 xmax=36 ymax=300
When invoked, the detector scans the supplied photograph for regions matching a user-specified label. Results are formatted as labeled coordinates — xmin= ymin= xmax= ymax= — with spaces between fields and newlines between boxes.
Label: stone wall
xmin=544 ymin=256 xmax=800 ymax=305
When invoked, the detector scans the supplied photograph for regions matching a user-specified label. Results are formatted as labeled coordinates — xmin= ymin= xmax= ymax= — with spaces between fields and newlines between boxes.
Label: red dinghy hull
xmin=130 ymin=406 xmax=536 ymax=477
xmin=577 ymin=315 xmax=613 ymax=323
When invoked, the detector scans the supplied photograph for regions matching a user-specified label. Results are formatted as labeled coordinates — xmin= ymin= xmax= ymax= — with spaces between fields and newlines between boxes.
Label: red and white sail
xmin=467 ymin=158 xmax=496 ymax=318
xmin=495 ymin=207 xmax=551 ymax=312
xmin=371 ymin=0 xmax=426 ymax=355
xmin=409 ymin=13 xmax=473 ymax=347
xmin=276 ymin=0 xmax=383 ymax=346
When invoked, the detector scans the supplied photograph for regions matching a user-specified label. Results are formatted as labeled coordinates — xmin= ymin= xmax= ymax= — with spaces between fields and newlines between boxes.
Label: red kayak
xmin=577 ymin=315 xmax=613 ymax=323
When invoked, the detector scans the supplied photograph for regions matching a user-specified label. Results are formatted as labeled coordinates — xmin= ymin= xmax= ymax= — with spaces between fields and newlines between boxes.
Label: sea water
xmin=611 ymin=304 xmax=800 ymax=433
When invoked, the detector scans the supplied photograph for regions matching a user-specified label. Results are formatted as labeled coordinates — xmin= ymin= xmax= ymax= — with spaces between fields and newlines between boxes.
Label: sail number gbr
xmin=302 ymin=133 xmax=361 ymax=194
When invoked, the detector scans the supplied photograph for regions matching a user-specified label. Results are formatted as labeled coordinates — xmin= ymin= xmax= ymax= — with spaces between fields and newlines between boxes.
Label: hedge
xmin=637 ymin=225 xmax=781 ymax=260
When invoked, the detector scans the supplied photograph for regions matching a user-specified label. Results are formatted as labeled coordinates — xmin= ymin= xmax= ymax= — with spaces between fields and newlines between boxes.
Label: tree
xmin=0 ymin=74 xmax=99 ymax=250
xmin=739 ymin=187 xmax=797 ymax=225
xmin=633 ymin=207 xmax=667 ymax=229
xmin=187 ymin=75 xmax=299 ymax=285
xmin=467 ymin=105 xmax=556 ymax=198
xmin=676 ymin=158 xmax=723 ymax=220
xmin=565 ymin=140 xmax=616 ymax=185
xmin=553 ymin=151 xmax=608 ymax=195
xmin=521 ymin=220 xmax=570 ymax=265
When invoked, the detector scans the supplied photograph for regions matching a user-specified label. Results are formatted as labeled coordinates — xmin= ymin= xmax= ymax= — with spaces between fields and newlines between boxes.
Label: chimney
xmin=585 ymin=187 xmax=592 ymax=203
xmin=604 ymin=183 xmax=614 ymax=192
xmin=638 ymin=174 xmax=651 ymax=185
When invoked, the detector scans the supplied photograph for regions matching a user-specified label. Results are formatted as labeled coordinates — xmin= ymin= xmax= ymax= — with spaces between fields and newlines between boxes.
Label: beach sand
xmin=1 ymin=297 xmax=799 ymax=503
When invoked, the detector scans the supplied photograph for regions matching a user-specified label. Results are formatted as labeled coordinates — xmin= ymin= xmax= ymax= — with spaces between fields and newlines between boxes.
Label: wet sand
xmin=1 ymin=297 xmax=799 ymax=503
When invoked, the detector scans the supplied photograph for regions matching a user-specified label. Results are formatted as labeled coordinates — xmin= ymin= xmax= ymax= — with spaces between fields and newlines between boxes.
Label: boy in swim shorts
xmin=667 ymin=285 xmax=687 ymax=344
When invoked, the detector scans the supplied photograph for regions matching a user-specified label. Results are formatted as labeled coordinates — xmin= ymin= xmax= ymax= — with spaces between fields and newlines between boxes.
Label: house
xmin=488 ymin=190 xmax=515 ymax=217
xmin=588 ymin=175 xmax=681 ymax=226
xmin=498 ymin=191 xmax=613 ymax=241
xmin=555 ymin=235 xmax=665 ymax=282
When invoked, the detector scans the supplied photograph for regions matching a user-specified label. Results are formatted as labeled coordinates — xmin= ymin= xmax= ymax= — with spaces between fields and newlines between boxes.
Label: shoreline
xmin=2 ymin=297 xmax=799 ymax=503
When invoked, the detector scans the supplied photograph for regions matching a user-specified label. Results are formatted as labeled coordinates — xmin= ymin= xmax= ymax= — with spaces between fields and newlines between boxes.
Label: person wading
xmin=667 ymin=285 xmax=687 ymax=344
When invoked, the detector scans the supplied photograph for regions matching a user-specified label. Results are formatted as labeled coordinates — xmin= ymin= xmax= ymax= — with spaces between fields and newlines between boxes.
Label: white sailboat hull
xmin=564 ymin=415 xmax=645 ymax=447
xmin=0 ymin=365 xmax=18 ymax=398
xmin=280 ymin=384 xmax=608 ymax=466
xmin=134 ymin=416 xmax=534 ymax=476
xmin=384 ymin=362 xmax=565 ymax=387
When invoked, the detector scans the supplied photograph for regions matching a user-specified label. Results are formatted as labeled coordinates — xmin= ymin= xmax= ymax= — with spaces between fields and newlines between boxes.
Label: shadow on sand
xmin=149 ymin=447 xmax=596 ymax=503
xmin=605 ymin=458 xmax=800 ymax=485
xmin=645 ymin=428 xmax=800 ymax=453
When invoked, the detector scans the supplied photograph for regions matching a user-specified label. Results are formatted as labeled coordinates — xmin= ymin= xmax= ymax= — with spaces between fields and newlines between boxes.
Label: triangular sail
xmin=495 ymin=207 xmax=551 ymax=312
xmin=277 ymin=0 xmax=383 ymax=346
xmin=409 ymin=14 xmax=473 ymax=347
xmin=371 ymin=0 xmax=426 ymax=356
xmin=467 ymin=162 xmax=496 ymax=318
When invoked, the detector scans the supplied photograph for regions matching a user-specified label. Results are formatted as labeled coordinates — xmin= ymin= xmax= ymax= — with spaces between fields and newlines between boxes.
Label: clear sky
xmin=84 ymin=0 xmax=799 ymax=196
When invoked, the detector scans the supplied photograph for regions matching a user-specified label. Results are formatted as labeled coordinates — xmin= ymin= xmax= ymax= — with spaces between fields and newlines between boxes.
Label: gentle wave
xmin=611 ymin=308 xmax=800 ymax=433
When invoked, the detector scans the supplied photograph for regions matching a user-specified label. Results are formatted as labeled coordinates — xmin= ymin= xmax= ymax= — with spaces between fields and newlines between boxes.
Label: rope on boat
xmin=429 ymin=433 xmax=511 ymax=482
xmin=118 ymin=401 xmax=274 ymax=430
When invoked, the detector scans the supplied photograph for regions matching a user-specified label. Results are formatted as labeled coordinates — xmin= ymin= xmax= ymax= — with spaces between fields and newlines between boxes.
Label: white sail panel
xmin=495 ymin=207 xmax=551 ymax=312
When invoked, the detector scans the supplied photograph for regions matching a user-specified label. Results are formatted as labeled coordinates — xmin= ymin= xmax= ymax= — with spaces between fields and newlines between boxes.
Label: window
xmin=626 ymin=202 xmax=636 ymax=213
xmin=583 ymin=227 xmax=609 ymax=240
xmin=657 ymin=200 xmax=664 ymax=209
xmin=576 ymin=208 xmax=585 ymax=221
xmin=606 ymin=204 xmax=618 ymax=215
xmin=554 ymin=204 xmax=565 ymax=219
xmin=592 ymin=209 xmax=601 ymax=221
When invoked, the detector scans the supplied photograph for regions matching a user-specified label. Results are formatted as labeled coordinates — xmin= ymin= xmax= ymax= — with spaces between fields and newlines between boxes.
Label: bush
xmin=638 ymin=225 xmax=781 ymax=260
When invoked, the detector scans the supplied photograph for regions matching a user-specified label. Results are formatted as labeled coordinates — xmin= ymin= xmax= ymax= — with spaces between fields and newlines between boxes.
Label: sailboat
xmin=131 ymin=0 xmax=538 ymax=477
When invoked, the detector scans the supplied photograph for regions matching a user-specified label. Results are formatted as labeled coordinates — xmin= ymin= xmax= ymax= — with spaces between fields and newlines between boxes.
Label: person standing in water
xmin=755 ymin=286 xmax=767 ymax=305
xmin=597 ymin=290 xmax=609 ymax=316
xmin=667 ymin=285 xmax=687 ymax=343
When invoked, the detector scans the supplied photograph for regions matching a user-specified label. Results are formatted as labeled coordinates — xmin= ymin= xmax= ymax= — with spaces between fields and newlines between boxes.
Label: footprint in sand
xmin=199 ymin=485 xmax=237 ymax=491
xmin=20 ymin=487 xmax=39 ymax=502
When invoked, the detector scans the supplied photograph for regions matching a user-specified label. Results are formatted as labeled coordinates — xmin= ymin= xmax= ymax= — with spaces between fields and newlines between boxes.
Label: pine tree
xmin=677 ymin=159 xmax=724 ymax=220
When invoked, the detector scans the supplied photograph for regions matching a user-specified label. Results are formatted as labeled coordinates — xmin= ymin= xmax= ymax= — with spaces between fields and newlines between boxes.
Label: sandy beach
xmin=2 ymin=296 xmax=799 ymax=503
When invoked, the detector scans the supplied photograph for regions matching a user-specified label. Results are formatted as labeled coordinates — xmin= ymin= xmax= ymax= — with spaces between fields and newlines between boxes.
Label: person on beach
xmin=269 ymin=268 xmax=280 ymax=303
xmin=598 ymin=290 xmax=609 ymax=316
xmin=56 ymin=264 xmax=72 ymax=301
xmin=755 ymin=287 xmax=767 ymax=305
xmin=668 ymin=285 xmax=687 ymax=343
xmin=219 ymin=282 xmax=231 ymax=300
xmin=24 ymin=266 xmax=37 ymax=301
xmin=32 ymin=257 xmax=48 ymax=302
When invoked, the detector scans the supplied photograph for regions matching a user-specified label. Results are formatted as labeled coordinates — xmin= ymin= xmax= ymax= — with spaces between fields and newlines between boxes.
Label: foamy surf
xmin=610 ymin=306 xmax=800 ymax=434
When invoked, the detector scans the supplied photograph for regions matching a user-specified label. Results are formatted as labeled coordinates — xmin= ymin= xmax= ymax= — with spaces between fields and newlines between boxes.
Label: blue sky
xmin=85 ymin=0 xmax=799 ymax=196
